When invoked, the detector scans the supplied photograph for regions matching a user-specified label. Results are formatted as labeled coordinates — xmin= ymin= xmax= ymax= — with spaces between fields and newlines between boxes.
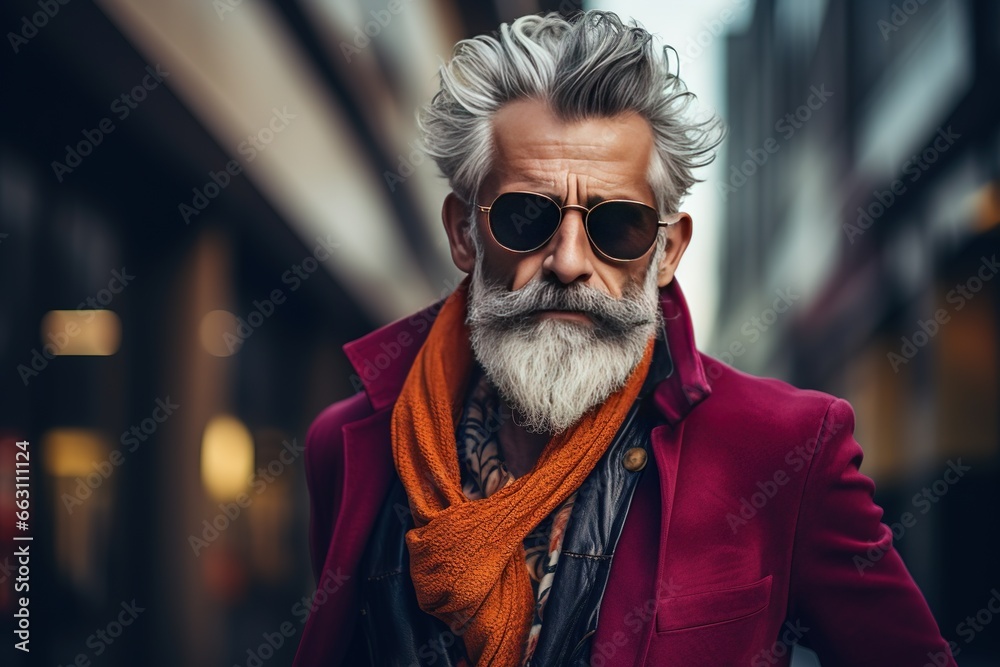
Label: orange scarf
xmin=390 ymin=278 xmax=654 ymax=666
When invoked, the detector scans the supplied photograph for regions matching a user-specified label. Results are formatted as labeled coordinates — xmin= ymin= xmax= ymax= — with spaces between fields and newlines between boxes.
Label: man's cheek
xmin=506 ymin=257 xmax=544 ymax=291
xmin=593 ymin=265 xmax=641 ymax=300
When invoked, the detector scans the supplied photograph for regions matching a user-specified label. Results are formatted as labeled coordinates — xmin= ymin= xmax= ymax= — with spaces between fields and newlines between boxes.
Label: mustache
xmin=467 ymin=277 xmax=657 ymax=334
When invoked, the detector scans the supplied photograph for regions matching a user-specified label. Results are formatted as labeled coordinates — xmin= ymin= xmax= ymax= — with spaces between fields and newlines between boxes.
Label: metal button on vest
xmin=622 ymin=447 xmax=647 ymax=472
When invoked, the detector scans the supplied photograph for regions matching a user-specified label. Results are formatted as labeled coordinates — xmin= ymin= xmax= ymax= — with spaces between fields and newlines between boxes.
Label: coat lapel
xmin=312 ymin=408 xmax=395 ymax=662
xmin=639 ymin=421 xmax=686 ymax=664
xmin=327 ymin=279 xmax=711 ymax=664
xmin=592 ymin=279 xmax=710 ymax=664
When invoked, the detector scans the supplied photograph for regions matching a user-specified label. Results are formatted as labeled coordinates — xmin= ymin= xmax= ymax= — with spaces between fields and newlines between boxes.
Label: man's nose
xmin=540 ymin=207 xmax=595 ymax=285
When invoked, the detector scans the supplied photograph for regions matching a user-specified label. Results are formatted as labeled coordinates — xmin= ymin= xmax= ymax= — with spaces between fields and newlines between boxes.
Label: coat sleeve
xmin=303 ymin=392 xmax=371 ymax=583
xmin=304 ymin=408 xmax=341 ymax=584
xmin=788 ymin=398 xmax=958 ymax=666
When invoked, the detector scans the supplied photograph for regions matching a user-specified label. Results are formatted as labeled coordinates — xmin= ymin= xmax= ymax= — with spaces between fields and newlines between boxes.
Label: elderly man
xmin=293 ymin=10 xmax=956 ymax=667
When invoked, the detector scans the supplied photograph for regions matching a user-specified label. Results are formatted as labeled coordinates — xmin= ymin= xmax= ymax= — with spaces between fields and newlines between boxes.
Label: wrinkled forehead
xmin=485 ymin=98 xmax=657 ymax=201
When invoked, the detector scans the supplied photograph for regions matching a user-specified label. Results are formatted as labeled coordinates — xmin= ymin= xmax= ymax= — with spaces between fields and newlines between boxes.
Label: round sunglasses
xmin=475 ymin=191 xmax=675 ymax=262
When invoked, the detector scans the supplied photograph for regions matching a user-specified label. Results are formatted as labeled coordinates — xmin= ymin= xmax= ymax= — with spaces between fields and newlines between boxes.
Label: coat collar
xmin=343 ymin=278 xmax=712 ymax=426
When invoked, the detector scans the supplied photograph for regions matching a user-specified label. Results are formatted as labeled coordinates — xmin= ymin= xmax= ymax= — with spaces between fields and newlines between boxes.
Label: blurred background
xmin=0 ymin=0 xmax=997 ymax=665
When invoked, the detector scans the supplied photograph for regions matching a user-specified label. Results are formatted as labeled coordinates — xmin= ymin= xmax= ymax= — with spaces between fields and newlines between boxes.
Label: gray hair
xmin=418 ymin=10 xmax=724 ymax=218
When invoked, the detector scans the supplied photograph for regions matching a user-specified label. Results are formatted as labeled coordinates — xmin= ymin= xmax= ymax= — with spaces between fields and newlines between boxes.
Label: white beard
xmin=466 ymin=233 xmax=666 ymax=435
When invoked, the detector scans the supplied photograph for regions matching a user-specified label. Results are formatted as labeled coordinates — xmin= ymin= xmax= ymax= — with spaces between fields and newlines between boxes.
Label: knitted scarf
xmin=390 ymin=278 xmax=654 ymax=666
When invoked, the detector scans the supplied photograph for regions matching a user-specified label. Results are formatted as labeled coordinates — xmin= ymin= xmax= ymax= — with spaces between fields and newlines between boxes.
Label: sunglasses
xmin=475 ymin=191 xmax=676 ymax=262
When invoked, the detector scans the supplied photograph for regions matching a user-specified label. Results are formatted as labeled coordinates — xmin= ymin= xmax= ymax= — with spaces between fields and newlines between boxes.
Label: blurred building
xmin=2 ymin=0 xmax=998 ymax=665
xmin=716 ymin=0 xmax=999 ymax=662
xmin=0 ymin=1 xmax=575 ymax=666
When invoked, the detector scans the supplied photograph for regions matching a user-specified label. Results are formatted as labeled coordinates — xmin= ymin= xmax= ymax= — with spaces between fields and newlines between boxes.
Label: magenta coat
xmin=292 ymin=279 xmax=956 ymax=666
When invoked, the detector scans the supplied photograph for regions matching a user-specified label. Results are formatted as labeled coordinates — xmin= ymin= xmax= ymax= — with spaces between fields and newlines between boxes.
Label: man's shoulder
xmin=699 ymin=352 xmax=835 ymax=404
xmin=304 ymin=391 xmax=377 ymax=476
xmin=308 ymin=391 xmax=375 ymax=439
xmin=690 ymin=352 xmax=850 ymax=443
xmin=671 ymin=355 xmax=860 ymax=489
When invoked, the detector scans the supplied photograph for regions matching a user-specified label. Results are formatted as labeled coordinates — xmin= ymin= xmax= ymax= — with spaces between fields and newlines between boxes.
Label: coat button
xmin=622 ymin=447 xmax=647 ymax=472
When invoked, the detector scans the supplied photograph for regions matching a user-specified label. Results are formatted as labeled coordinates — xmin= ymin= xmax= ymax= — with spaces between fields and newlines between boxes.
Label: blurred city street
xmin=0 ymin=0 xmax=997 ymax=665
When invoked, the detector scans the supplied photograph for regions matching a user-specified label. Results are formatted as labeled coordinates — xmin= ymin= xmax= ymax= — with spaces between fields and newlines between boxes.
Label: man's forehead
xmin=491 ymin=99 xmax=652 ymax=150
xmin=487 ymin=98 xmax=656 ymax=196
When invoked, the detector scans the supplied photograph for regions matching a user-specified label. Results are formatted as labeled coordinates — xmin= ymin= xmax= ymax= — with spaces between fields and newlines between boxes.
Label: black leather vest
xmin=356 ymin=337 xmax=672 ymax=666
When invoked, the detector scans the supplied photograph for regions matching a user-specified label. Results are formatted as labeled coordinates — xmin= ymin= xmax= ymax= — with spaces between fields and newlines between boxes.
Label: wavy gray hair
xmin=417 ymin=10 xmax=724 ymax=218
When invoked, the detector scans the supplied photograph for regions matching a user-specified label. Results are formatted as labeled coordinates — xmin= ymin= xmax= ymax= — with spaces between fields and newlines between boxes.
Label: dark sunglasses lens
xmin=587 ymin=201 xmax=659 ymax=260
xmin=488 ymin=193 xmax=560 ymax=251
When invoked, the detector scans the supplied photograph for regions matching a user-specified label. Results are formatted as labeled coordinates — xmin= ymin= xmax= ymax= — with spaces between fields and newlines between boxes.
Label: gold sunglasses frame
xmin=475 ymin=190 xmax=676 ymax=263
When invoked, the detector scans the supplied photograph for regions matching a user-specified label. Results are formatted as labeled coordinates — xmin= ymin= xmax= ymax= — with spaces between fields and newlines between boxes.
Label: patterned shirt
xmin=456 ymin=365 xmax=577 ymax=666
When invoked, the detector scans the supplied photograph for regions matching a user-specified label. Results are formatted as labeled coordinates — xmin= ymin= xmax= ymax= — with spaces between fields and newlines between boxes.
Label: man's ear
xmin=442 ymin=192 xmax=476 ymax=274
xmin=656 ymin=212 xmax=692 ymax=288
